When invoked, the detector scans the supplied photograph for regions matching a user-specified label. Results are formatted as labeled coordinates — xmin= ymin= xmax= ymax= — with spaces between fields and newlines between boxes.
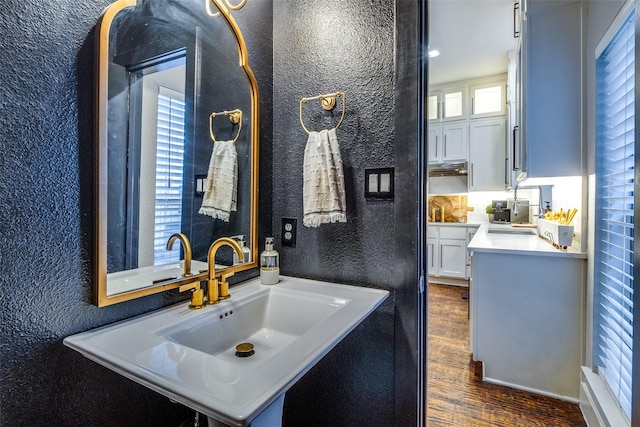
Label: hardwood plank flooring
xmin=427 ymin=284 xmax=586 ymax=427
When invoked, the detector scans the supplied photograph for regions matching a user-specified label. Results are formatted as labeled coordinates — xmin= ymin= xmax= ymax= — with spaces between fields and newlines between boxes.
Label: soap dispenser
xmin=232 ymin=235 xmax=250 ymax=265
xmin=260 ymin=237 xmax=279 ymax=285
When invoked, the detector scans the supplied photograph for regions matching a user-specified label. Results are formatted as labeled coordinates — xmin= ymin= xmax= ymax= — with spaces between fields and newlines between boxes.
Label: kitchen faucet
xmin=513 ymin=182 xmax=521 ymax=216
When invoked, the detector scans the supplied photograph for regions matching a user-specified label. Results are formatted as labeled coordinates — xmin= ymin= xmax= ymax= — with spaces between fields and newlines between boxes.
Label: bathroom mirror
xmin=94 ymin=0 xmax=259 ymax=306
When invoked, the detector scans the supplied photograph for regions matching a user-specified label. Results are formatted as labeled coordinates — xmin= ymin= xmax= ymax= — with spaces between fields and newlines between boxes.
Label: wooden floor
xmin=426 ymin=284 xmax=587 ymax=427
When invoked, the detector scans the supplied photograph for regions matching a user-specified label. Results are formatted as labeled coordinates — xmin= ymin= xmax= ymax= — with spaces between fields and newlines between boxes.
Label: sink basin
xmin=487 ymin=226 xmax=537 ymax=235
xmin=64 ymin=276 xmax=388 ymax=426
xmin=158 ymin=285 xmax=344 ymax=368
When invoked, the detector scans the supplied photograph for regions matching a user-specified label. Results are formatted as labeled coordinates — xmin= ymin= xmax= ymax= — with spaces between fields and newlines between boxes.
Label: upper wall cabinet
xmin=429 ymin=77 xmax=507 ymax=124
xmin=428 ymin=123 xmax=469 ymax=164
xmin=470 ymin=83 xmax=506 ymax=119
xmin=469 ymin=119 xmax=507 ymax=191
xmin=517 ymin=0 xmax=583 ymax=178
xmin=428 ymin=86 xmax=467 ymax=122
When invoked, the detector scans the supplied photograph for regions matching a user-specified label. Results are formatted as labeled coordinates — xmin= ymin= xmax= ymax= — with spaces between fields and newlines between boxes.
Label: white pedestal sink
xmin=64 ymin=276 xmax=388 ymax=426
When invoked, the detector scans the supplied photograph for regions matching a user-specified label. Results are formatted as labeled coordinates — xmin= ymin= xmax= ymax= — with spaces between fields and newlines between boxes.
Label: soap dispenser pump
xmin=260 ymin=237 xmax=279 ymax=285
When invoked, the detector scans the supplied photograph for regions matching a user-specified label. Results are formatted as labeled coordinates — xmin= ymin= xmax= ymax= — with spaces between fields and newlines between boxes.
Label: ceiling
xmin=428 ymin=0 xmax=515 ymax=86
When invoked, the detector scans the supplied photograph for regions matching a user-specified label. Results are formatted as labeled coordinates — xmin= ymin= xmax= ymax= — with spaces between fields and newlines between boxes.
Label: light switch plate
xmin=365 ymin=167 xmax=394 ymax=200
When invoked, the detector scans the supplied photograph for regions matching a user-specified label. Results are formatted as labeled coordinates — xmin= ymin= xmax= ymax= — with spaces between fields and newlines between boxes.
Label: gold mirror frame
xmin=94 ymin=0 xmax=259 ymax=307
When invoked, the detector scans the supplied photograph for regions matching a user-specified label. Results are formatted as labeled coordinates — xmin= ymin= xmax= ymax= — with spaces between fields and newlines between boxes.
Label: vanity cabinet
xmin=428 ymin=123 xmax=469 ymax=164
xmin=428 ymin=225 xmax=478 ymax=283
xmin=516 ymin=0 xmax=583 ymax=178
xmin=469 ymin=119 xmax=506 ymax=191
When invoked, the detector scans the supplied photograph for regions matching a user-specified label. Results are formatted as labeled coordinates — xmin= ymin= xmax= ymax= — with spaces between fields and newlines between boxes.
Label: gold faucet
xmin=168 ymin=233 xmax=205 ymax=310
xmin=166 ymin=233 xmax=193 ymax=278
xmin=206 ymin=237 xmax=245 ymax=304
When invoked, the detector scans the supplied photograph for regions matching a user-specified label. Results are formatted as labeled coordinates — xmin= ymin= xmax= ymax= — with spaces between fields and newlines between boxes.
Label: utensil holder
xmin=537 ymin=219 xmax=574 ymax=248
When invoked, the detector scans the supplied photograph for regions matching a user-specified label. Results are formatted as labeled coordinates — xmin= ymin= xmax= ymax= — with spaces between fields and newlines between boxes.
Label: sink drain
xmin=235 ymin=342 xmax=255 ymax=358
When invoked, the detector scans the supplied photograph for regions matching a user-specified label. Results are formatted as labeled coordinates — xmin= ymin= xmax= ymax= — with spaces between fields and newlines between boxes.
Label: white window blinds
xmin=153 ymin=89 xmax=186 ymax=265
xmin=594 ymin=7 xmax=635 ymax=421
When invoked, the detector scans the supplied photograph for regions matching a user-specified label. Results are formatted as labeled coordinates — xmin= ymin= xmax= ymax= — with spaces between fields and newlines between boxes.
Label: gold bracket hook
xmin=320 ymin=96 xmax=336 ymax=111
xmin=229 ymin=111 xmax=242 ymax=124
xmin=206 ymin=0 xmax=248 ymax=17
xmin=210 ymin=109 xmax=243 ymax=143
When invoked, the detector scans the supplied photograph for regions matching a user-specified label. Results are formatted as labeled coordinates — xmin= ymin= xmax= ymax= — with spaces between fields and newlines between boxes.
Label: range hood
xmin=428 ymin=162 xmax=468 ymax=177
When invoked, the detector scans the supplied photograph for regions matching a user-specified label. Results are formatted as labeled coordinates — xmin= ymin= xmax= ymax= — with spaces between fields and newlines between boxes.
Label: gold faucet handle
xmin=218 ymin=272 xmax=234 ymax=300
xmin=179 ymin=282 xmax=205 ymax=309
xmin=207 ymin=279 xmax=220 ymax=305
xmin=179 ymin=282 xmax=200 ymax=293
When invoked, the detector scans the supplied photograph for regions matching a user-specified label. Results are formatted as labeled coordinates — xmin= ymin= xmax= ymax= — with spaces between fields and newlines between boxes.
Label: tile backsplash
xmin=428 ymin=195 xmax=468 ymax=222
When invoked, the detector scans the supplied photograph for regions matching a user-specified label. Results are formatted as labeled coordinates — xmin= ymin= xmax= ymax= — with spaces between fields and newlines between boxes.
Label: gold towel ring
xmin=210 ymin=109 xmax=242 ymax=143
xmin=299 ymin=91 xmax=346 ymax=134
xmin=206 ymin=0 xmax=247 ymax=17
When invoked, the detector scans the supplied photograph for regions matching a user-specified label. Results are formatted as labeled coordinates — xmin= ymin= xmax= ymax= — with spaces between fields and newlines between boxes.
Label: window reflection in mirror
xmin=108 ymin=54 xmax=187 ymax=273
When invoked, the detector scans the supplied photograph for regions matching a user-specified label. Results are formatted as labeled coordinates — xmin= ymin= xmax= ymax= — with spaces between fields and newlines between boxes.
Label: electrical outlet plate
xmin=281 ymin=218 xmax=297 ymax=247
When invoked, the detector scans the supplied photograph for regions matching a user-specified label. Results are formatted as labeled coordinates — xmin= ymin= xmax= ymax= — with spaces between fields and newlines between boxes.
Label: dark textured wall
xmin=271 ymin=1 xmax=419 ymax=425
xmin=0 ymin=0 xmax=272 ymax=425
xmin=1 ymin=0 xmax=420 ymax=425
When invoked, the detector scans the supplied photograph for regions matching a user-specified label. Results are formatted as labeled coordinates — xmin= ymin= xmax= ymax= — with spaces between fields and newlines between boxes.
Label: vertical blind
xmin=594 ymin=8 xmax=635 ymax=420
xmin=153 ymin=91 xmax=186 ymax=265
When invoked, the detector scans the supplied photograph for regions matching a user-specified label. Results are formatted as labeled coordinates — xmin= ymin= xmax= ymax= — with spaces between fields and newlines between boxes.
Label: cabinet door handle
xmin=435 ymin=135 xmax=438 ymax=159
xmin=513 ymin=1 xmax=520 ymax=38
xmin=470 ymin=163 xmax=474 ymax=187
xmin=505 ymin=157 xmax=508 ymax=184
xmin=443 ymin=134 xmax=447 ymax=158
xmin=512 ymin=125 xmax=519 ymax=171
xmin=471 ymin=97 xmax=475 ymax=115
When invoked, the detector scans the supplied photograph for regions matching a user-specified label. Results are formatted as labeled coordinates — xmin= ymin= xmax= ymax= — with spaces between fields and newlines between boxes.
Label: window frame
xmin=593 ymin=4 xmax=636 ymax=424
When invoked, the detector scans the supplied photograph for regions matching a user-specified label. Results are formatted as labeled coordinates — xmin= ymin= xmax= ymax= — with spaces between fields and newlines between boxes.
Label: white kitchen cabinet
xmin=470 ymin=82 xmax=506 ymax=119
xmin=469 ymin=119 xmax=506 ymax=191
xmin=471 ymin=247 xmax=585 ymax=400
xmin=427 ymin=236 xmax=438 ymax=276
xmin=466 ymin=228 xmax=477 ymax=277
xmin=428 ymin=225 xmax=478 ymax=283
xmin=427 ymin=93 xmax=440 ymax=121
xmin=428 ymin=86 xmax=468 ymax=122
xmin=428 ymin=123 xmax=468 ymax=164
xmin=506 ymin=50 xmax=519 ymax=189
xmin=517 ymin=0 xmax=583 ymax=178
xmin=438 ymin=238 xmax=467 ymax=278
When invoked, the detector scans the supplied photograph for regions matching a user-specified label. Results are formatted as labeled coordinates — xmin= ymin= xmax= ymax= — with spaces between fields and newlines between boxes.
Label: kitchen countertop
xmin=468 ymin=223 xmax=587 ymax=259
xmin=427 ymin=221 xmax=481 ymax=227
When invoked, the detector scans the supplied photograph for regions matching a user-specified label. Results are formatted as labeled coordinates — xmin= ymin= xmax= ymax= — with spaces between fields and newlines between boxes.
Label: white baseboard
xmin=428 ymin=276 xmax=469 ymax=287
xmin=482 ymin=376 xmax=580 ymax=404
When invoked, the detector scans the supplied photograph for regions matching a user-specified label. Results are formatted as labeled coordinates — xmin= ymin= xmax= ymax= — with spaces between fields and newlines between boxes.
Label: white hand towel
xmin=199 ymin=140 xmax=237 ymax=222
xmin=303 ymin=128 xmax=347 ymax=227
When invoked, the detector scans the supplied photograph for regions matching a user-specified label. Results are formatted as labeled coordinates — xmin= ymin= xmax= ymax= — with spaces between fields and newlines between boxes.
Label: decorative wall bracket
xmin=206 ymin=0 xmax=248 ymax=17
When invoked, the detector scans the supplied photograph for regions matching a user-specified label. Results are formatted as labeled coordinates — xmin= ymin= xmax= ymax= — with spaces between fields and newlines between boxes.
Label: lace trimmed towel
xmin=303 ymin=128 xmax=347 ymax=227
xmin=199 ymin=140 xmax=237 ymax=222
